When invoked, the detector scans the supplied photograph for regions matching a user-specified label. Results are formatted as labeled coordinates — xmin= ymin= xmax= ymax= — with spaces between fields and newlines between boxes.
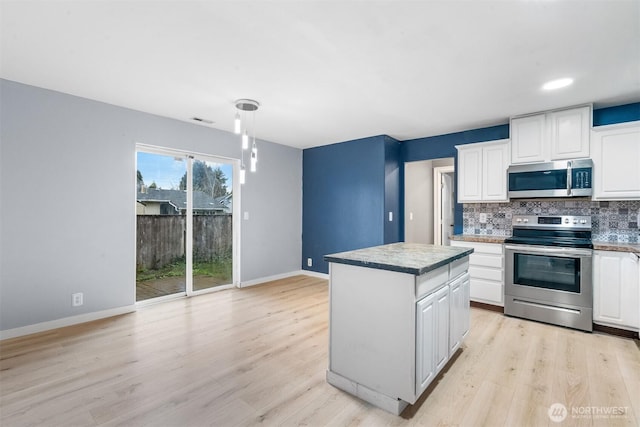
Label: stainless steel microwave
xmin=507 ymin=159 xmax=593 ymax=198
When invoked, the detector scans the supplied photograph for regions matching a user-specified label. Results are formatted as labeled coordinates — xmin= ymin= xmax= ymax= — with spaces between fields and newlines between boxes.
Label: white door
xmin=441 ymin=172 xmax=454 ymax=246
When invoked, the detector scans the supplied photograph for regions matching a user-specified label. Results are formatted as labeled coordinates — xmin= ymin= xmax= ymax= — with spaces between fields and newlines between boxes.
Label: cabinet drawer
xmin=416 ymin=264 xmax=449 ymax=300
xmin=469 ymin=253 xmax=503 ymax=269
xmin=450 ymin=257 xmax=469 ymax=279
xmin=452 ymin=241 xmax=503 ymax=255
xmin=469 ymin=266 xmax=503 ymax=282
xmin=470 ymin=278 xmax=504 ymax=305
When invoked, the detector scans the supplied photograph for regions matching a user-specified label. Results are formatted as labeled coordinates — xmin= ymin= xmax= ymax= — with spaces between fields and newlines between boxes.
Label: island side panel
xmin=328 ymin=262 xmax=417 ymax=404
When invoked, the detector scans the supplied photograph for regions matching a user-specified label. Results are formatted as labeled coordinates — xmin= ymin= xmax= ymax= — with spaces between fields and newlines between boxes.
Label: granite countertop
xmin=324 ymin=242 xmax=474 ymax=276
xmin=450 ymin=234 xmax=508 ymax=244
xmin=592 ymin=242 xmax=640 ymax=254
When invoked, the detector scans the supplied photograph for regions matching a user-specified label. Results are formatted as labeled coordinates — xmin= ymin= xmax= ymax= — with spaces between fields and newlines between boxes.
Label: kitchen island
xmin=324 ymin=243 xmax=473 ymax=415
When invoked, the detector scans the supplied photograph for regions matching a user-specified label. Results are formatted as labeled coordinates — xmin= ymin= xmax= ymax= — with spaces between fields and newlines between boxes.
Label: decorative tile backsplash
xmin=463 ymin=200 xmax=640 ymax=243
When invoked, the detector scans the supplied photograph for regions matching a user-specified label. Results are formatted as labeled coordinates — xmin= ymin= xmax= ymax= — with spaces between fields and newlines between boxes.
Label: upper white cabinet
xmin=591 ymin=121 xmax=640 ymax=200
xmin=510 ymin=105 xmax=591 ymax=164
xmin=510 ymin=114 xmax=547 ymax=163
xmin=456 ymin=139 xmax=509 ymax=203
xmin=593 ymin=250 xmax=639 ymax=331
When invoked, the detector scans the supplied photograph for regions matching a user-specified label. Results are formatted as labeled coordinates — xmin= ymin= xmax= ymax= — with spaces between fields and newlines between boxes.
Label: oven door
xmin=504 ymin=244 xmax=592 ymax=308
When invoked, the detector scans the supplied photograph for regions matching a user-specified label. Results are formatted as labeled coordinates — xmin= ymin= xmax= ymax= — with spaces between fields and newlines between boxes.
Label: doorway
xmin=135 ymin=145 xmax=239 ymax=302
xmin=434 ymin=166 xmax=455 ymax=246
xmin=404 ymin=158 xmax=455 ymax=244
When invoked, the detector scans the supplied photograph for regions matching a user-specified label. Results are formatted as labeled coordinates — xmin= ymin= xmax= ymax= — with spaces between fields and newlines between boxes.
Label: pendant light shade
xmin=234 ymin=112 xmax=241 ymax=134
xmin=242 ymin=130 xmax=249 ymax=150
xmin=234 ymin=99 xmax=260 ymax=184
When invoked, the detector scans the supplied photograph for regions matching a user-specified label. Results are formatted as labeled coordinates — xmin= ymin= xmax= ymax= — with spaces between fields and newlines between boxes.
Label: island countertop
xmin=324 ymin=242 xmax=474 ymax=276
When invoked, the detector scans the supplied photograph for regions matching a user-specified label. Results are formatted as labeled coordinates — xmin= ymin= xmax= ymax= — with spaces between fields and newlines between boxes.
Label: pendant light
xmin=234 ymin=99 xmax=260 ymax=184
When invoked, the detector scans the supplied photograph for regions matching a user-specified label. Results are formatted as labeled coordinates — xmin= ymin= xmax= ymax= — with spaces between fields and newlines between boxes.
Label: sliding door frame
xmin=135 ymin=143 xmax=241 ymax=303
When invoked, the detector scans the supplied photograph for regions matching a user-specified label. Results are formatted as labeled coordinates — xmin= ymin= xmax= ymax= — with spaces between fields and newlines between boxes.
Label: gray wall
xmin=0 ymin=79 xmax=302 ymax=332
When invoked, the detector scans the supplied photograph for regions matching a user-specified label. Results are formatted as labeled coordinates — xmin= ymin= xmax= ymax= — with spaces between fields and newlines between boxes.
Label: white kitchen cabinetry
xmin=327 ymin=250 xmax=471 ymax=415
xmin=448 ymin=273 xmax=470 ymax=355
xmin=591 ymin=121 xmax=640 ymax=200
xmin=456 ymin=139 xmax=509 ymax=203
xmin=593 ymin=250 xmax=639 ymax=331
xmin=510 ymin=105 xmax=591 ymax=164
xmin=451 ymin=241 xmax=504 ymax=306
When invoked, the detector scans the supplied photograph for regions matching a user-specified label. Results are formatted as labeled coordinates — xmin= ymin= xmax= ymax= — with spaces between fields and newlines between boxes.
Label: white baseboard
xmin=0 ymin=305 xmax=137 ymax=341
xmin=239 ymin=269 xmax=328 ymax=288
xmin=299 ymin=269 xmax=330 ymax=280
xmin=1 ymin=271 xmax=330 ymax=340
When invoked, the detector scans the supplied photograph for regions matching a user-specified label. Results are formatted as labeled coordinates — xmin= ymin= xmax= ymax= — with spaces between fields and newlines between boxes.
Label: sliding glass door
xmin=190 ymin=158 xmax=234 ymax=292
xmin=136 ymin=146 xmax=237 ymax=302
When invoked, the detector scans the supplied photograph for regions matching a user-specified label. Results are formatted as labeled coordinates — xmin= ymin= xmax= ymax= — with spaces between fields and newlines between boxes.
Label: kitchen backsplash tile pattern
xmin=463 ymin=200 xmax=640 ymax=243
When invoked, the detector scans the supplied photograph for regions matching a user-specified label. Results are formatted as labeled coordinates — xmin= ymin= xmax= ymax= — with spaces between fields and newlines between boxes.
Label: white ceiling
xmin=1 ymin=1 xmax=639 ymax=149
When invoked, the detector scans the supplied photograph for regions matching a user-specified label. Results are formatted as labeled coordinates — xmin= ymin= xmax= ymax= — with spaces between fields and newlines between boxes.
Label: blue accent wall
xmin=384 ymin=136 xmax=403 ymax=243
xmin=303 ymin=135 xmax=401 ymax=274
xmin=593 ymin=102 xmax=640 ymax=126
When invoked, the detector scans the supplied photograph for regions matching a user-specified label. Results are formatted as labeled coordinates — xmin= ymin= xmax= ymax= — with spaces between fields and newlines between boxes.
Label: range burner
xmin=505 ymin=215 xmax=593 ymax=248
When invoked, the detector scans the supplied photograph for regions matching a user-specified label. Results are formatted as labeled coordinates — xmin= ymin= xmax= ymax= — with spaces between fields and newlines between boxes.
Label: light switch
xmin=243 ymin=211 xmax=249 ymax=220
xmin=479 ymin=213 xmax=487 ymax=223
xmin=389 ymin=212 xmax=393 ymax=222
xmin=409 ymin=212 xmax=414 ymax=221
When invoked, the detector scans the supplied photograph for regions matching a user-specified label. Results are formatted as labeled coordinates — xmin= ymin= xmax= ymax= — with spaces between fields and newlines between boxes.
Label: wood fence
xmin=136 ymin=214 xmax=232 ymax=270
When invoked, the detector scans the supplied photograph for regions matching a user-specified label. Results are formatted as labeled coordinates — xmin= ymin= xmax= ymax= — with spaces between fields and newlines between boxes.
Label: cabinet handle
xmin=566 ymin=161 xmax=572 ymax=196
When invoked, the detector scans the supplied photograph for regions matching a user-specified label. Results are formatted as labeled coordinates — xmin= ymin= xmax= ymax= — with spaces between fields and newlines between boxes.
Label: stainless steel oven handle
xmin=567 ymin=160 xmax=572 ymax=196
xmin=504 ymin=244 xmax=592 ymax=257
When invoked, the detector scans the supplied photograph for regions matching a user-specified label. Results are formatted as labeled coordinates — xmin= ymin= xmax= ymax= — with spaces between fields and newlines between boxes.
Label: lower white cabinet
xmin=451 ymin=241 xmax=504 ymax=306
xmin=415 ymin=273 xmax=469 ymax=398
xmin=416 ymin=290 xmax=436 ymax=394
xmin=593 ymin=250 xmax=640 ymax=331
xmin=449 ymin=273 xmax=470 ymax=354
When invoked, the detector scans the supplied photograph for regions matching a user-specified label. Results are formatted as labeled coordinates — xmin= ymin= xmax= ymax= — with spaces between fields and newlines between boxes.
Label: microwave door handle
xmin=566 ymin=161 xmax=572 ymax=195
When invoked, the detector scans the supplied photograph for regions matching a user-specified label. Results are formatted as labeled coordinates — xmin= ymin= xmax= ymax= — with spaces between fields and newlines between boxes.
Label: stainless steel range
xmin=504 ymin=215 xmax=593 ymax=332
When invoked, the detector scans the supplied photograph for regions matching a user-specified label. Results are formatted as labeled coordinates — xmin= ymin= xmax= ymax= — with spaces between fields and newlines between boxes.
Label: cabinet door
xmin=461 ymin=273 xmax=470 ymax=339
xmin=482 ymin=142 xmax=509 ymax=201
xmin=416 ymin=292 xmax=436 ymax=396
xmin=457 ymin=146 xmax=482 ymax=202
xmin=435 ymin=285 xmax=450 ymax=373
xmin=449 ymin=278 xmax=463 ymax=355
xmin=449 ymin=273 xmax=471 ymax=355
xmin=593 ymin=251 xmax=640 ymax=330
xmin=591 ymin=122 xmax=640 ymax=200
xmin=510 ymin=114 xmax=546 ymax=163
xmin=549 ymin=106 xmax=591 ymax=160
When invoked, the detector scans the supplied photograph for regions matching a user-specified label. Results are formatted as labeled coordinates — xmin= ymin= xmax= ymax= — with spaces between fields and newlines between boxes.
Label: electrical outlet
xmin=307 ymin=258 xmax=313 ymax=267
xmin=72 ymin=293 xmax=83 ymax=307
xmin=479 ymin=213 xmax=488 ymax=223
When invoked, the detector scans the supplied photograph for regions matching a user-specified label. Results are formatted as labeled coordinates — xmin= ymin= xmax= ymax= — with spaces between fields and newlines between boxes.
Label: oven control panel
xmin=512 ymin=215 xmax=591 ymax=229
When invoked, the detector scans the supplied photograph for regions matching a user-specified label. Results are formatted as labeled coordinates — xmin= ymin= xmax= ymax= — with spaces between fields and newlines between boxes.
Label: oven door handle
xmin=504 ymin=244 xmax=592 ymax=257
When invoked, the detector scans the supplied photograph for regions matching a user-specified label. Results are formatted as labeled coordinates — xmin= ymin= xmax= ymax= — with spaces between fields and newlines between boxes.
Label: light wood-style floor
xmin=1 ymin=275 xmax=639 ymax=426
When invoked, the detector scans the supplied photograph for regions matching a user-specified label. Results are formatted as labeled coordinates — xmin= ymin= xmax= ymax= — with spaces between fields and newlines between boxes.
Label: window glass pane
xmin=136 ymin=152 xmax=187 ymax=301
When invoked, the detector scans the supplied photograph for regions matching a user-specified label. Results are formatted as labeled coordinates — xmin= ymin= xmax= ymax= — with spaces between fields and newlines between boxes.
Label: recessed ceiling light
xmin=542 ymin=78 xmax=574 ymax=91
